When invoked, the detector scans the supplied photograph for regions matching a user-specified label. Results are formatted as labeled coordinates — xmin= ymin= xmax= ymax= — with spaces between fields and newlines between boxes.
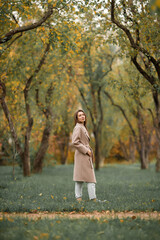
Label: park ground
xmin=0 ymin=163 xmax=160 ymax=239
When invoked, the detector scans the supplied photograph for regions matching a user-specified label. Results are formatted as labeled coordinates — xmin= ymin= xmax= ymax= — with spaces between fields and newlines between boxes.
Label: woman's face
xmin=77 ymin=111 xmax=85 ymax=124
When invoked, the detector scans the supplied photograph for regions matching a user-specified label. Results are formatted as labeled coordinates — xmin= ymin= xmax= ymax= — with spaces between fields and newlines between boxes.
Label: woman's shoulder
xmin=73 ymin=123 xmax=86 ymax=133
xmin=73 ymin=123 xmax=82 ymax=131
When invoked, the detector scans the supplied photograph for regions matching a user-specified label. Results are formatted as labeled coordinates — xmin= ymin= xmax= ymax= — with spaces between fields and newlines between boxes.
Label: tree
xmin=71 ymin=35 xmax=116 ymax=169
xmin=104 ymin=63 xmax=154 ymax=169
xmin=0 ymin=0 xmax=81 ymax=175
xmin=110 ymin=0 xmax=160 ymax=171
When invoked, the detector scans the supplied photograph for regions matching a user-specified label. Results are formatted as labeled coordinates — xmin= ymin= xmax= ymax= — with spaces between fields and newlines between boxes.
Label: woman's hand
xmin=87 ymin=150 xmax=92 ymax=157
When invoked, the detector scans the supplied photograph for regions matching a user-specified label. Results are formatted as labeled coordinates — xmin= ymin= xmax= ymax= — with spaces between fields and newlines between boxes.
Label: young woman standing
xmin=71 ymin=109 xmax=97 ymax=202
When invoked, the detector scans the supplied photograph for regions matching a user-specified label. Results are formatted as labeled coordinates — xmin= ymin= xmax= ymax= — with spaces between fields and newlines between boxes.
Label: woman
xmin=71 ymin=109 xmax=97 ymax=202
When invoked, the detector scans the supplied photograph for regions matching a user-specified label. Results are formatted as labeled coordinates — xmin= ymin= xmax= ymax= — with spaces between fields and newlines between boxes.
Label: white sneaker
xmin=91 ymin=198 xmax=107 ymax=203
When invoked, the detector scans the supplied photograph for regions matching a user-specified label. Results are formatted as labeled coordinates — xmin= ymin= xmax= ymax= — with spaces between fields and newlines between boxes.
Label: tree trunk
xmin=137 ymin=109 xmax=149 ymax=169
xmin=33 ymin=120 xmax=52 ymax=173
xmin=23 ymin=151 xmax=31 ymax=176
xmin=1 ymin=82 xmax=31 ymax=176
xmin=59 ymin=136 xmax=69 ymax=165
xmin=23 ymin=85 xmax=33 ymax=176
xmin=156 ymin=139 xmax=160 ymax=172
xmin=0 ymin=98 xmax=23 ymax=158
xmin=0 ymin=91 xmax=26 ymax=174
xmin=94 ymin=130 xmax=100 ymax=170
xmin=139 ymin=149 xmax=148 ymax=169
xmin=153 ymin=91 xmax=160 ymax=172
xmin=129 ymin=136 xmax=135 ymax=163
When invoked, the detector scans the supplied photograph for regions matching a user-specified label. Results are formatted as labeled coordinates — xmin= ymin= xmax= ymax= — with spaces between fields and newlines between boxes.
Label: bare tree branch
xmin=104 ymin=90 xmax=138 ymax=144
xmin=97 ymin=87 xmax=103 ymax=132
xmin=131 ymin=56 xmax=155 ymax=85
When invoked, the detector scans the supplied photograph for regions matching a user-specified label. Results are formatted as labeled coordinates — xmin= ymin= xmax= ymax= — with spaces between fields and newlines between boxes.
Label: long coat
xmin=71 ymin=123 xmax=96 ymax=183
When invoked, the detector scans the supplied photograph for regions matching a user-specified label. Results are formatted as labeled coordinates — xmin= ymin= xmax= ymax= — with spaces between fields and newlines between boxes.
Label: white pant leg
xmin=87 ymin=183 xmax=96 ymax=200
xmin=75 ymin=181 xmax=83 ymax=199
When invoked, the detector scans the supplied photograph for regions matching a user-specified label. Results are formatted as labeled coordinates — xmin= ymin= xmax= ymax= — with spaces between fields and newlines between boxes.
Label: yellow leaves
xmin=102 ymin=219 xmax=108 ymax=223
xmin=56 ymin=220 xmax=61 ymax=224
xmin=0 ymin=217 xmax=3 ymax=221
xmin=63 ymin=196 xmax=67 ymax=200
xmin=55 ymin=236 xmax=61 ymax=239
xmin=7 ymin=217 xmax=14 ymax=222
xmin=41 ymin=36 xmax=49 ymax=44
xmin=41 ymin=27 xmax=45 ymax=32
xmin=69 ymin=50 xmax=74 ymax=55
xmin=9 ymin=50 xmax=16 ymax=58
xmin=152 ymin=0 xmax=160 ymax=10
xmin=48 ymin=0 xmax=52 ymax=3
xmin=156 ymin=0 xmax=160 ymax=8
xmin=1 ymin=72 xmax=7 ymax=81
xmin=33 ymin=236 xmax=38 ymax=240
xmin=40 ymin=233 xmax=49 ymax=239
xmin=51 ymin=194 xmax=54 ymax=199
xmin=53 ymin=1 xmax=57 ymax=8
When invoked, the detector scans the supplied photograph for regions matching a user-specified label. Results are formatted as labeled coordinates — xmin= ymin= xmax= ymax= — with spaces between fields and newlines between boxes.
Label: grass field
xmin=0 ymin=163 xmax=160 ymax=240
xmin=0 ymin=217 xmax=160 ymax=240
xmin=0 ymin=163 xmax=160 ymax=213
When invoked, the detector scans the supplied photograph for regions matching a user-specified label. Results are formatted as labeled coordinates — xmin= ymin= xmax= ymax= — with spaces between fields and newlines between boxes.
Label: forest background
xmin=0 ymin=0 xmax=160 ymax=176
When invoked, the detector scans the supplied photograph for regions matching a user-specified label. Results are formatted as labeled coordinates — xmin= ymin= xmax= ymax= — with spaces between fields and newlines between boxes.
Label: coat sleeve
xmin=72 ymin=127 xmax=88 ymax=154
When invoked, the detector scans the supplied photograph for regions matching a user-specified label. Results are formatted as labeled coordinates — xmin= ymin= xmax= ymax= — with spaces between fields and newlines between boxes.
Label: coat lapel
xmin=84 ymin=129 xmax=90 ymax=141
xmin=76 ymin=123 xmax=90 ymax=141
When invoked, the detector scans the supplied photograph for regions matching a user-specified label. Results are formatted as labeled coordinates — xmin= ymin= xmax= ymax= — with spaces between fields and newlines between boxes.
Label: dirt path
xmin=0 ymin=211 xmax=160 ymax=220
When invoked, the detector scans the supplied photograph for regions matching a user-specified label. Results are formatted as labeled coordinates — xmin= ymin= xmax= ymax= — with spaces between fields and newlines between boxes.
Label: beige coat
xmin=71 ymin=123 xmax=96 ymax=183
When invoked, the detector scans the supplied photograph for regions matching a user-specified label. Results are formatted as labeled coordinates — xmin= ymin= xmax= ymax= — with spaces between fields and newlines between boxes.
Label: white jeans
xmin=75 ymin=181 xmax=96 ymax=200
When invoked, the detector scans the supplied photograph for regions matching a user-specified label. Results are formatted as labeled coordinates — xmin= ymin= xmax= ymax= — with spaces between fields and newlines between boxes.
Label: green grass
xmin=0 ymin=217 xmax=160 ymax=240
xmin=0 ymin=163 xmax=160 ymax=213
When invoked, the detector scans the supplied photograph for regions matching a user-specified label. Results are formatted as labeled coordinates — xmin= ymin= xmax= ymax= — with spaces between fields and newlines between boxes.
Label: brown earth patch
xmin=0 ymin=211 xmax=160 ymax=220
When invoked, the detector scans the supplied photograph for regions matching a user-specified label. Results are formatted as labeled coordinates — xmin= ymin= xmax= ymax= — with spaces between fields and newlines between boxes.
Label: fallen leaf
xmin=103 ymin=219 xmax=108 ymax=223
xmin=30 ymin=210 xmax=37 ymax=213
xmin=56 ymin=220 xmax=61 ymax=224
xmin=97 ymin=231 xmax=104 ymax=235
xmin=40 ymin=233 xmax=49 ymax=238
xmin=33 ymin=236 xmax=38 ymax=240
xmin=7 ymin=217 xmax=14 ymax=222
xmin=55 ymin=236 xmax=61 ymax=239
xmin=70 ymin=211 xmax=76 ymax=214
